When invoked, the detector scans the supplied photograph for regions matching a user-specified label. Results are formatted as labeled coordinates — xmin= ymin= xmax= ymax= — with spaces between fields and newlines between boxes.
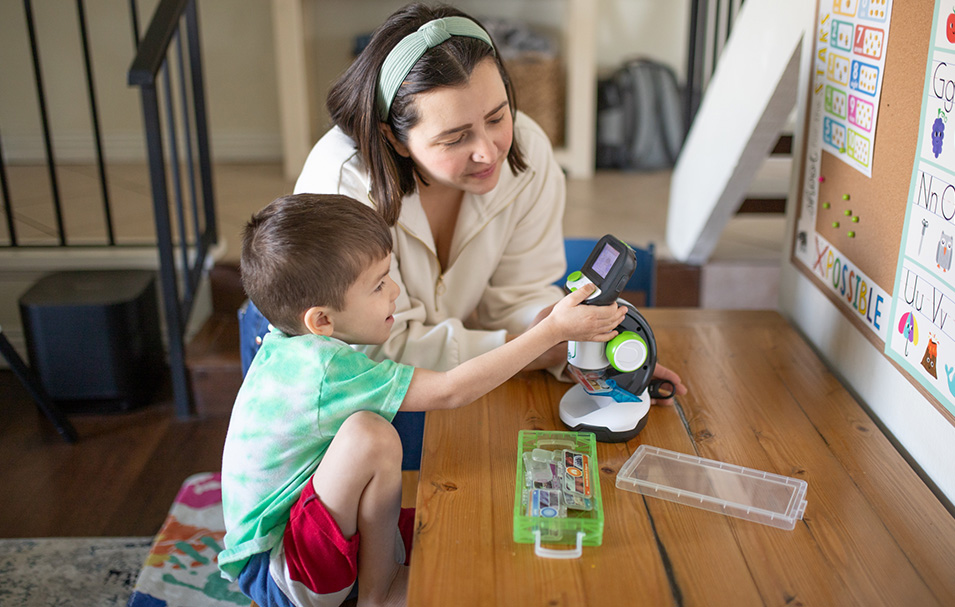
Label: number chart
xmin=815 ymin=0 xmax=893 ymax=176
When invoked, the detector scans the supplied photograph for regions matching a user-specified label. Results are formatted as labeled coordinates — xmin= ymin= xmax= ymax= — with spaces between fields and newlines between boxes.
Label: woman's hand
xmin=528 ymin=302 xmax=556 ymax=329
xmin=522 ymin=342 xmax=568 ymax=371
xmin=520 ymin=301 xmax=567 ymax=371
xmin=650 ymin=363 xmax=687 ymax=405
xmin=505 ymin=332 xmax=567 ymax=371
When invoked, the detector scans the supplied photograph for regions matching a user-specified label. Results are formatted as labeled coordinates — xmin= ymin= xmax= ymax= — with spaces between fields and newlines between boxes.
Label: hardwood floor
xmin=0 ymin=262 xmax=423 ymax=541
xmin=0 ymin=370 xmax=230 ymax=538
xmin=0 ymin=358 xmax=418 ymax=539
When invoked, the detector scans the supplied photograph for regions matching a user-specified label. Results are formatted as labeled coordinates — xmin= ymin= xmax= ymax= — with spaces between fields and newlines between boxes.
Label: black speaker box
xmin=18 ymin=270 xmax=166 ymax=412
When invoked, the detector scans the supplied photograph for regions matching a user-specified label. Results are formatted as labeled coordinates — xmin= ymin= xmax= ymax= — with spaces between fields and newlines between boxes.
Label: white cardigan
xmin=294 ymin=112 xmax=566 ymax=371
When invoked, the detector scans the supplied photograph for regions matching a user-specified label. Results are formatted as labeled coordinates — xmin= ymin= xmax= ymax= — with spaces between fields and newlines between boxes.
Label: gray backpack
xmin=596 ymin=58 xmax=685 ymax=170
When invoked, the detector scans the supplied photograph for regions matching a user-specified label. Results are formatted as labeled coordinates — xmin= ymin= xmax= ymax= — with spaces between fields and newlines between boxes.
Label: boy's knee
xmin=338 ymin=411 xmax=402 ymax=463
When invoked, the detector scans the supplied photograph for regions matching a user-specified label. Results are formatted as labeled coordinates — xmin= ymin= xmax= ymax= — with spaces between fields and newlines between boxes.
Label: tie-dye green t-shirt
xmin=218 ymin=329 xmax=414 ymax=580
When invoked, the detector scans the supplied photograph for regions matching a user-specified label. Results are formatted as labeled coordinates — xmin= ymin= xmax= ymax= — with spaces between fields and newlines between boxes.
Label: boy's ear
xmin=379 ymin=122 xmax=410 ymax=158
xmin=302 ymin=306 xmax=334 ymax=337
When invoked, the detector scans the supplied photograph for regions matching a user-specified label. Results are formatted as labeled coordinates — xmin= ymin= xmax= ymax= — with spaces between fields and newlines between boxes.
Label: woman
xmin=287 ymin=3 xmax=684 ymax=401
xmin=296 ymin=3 xmax=570 ymax=374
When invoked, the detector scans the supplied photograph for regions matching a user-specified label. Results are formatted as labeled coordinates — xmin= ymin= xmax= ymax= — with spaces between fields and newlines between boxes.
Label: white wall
xmin=595 ymin=0 xmax=690 ymax=78
xmin=0 ymin=0 xmax=688 ymax=163
xmin=779 ymin=14 xmax=955 ymax=504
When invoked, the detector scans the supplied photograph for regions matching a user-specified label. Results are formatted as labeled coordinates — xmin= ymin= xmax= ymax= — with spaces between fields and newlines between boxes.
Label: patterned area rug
xmin=127 ymin=471 xmax=248 ymax=607
xmin=0 ymin=472 xmax=247 ymax=607
xmin=0 ymin=536 xmax=153 ymax=607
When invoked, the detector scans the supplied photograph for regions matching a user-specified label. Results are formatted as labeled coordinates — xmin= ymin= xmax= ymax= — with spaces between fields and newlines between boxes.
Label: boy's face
xmin=326 ymin=254 xmax=400 ymax=345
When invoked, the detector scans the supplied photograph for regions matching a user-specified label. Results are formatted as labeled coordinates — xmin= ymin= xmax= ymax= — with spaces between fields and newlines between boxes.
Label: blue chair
xmin=559 ymin=238 xmax=656 ymax=307
xmin=238 ymin=299 xmax=425 ymax=470
xmin=238 ymin=300 xmax=271 ymax=376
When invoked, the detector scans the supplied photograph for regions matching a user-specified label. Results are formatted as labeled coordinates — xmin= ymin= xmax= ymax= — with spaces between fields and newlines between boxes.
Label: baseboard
xmin=700 ymin=260 xmax=780 ymax=310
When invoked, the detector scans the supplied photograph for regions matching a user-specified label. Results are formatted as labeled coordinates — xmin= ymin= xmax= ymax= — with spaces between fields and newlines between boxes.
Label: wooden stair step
xmin=187 ymin=263 xmax=244 ymax=417
xmin=209 ymin=262 xmax=245 ymax=314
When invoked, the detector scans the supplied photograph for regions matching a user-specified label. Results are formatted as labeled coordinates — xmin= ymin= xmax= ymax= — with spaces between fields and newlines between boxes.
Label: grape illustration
xmin=933 ymin=114 xmax=946 ymax=158
xmin=933 ymin=117 xmax=945 ymax=158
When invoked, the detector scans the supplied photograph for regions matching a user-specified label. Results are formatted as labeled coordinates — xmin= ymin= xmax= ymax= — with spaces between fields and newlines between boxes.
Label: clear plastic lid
xmin=616 ymin=445 xmax=808 ymax=530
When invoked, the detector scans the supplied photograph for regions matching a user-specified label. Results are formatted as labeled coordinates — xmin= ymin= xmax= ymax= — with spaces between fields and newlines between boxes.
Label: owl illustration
xmin=937 ymin=231 xmax=953 ymax=272
xmin=921 ymin=335 xmax=938 ymax=379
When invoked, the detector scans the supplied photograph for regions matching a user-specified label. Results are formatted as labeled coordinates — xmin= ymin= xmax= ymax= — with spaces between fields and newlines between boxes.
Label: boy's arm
xmin=401 ymin=284 xmax=625 ymax=412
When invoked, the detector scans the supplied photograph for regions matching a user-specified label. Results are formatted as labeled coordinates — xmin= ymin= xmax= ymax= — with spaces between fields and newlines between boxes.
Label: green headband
xmin=376 ymin=16 xmax=495 ymax=121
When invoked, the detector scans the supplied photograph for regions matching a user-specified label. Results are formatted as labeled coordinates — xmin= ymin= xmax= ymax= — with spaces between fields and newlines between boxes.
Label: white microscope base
xmin=559 ymin=384 xmax=651 ymax=441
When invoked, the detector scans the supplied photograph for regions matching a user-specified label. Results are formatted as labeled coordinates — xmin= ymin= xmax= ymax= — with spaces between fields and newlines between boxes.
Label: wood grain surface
xmin=407 ymin=309 xmax=955 ymax=606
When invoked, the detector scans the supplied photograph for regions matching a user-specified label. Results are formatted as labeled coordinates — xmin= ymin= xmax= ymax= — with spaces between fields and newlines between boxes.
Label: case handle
xmin=533 ymin=530 xmax=585 ymax=559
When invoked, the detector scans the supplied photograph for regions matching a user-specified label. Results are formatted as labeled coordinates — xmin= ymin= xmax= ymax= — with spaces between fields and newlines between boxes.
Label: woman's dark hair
xmin=326 ymin=3 xmax=528 ymax=226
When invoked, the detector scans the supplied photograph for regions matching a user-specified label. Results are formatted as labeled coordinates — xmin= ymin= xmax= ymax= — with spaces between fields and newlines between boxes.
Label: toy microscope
xmin=559 ymin=235 xmax=673 ymax=442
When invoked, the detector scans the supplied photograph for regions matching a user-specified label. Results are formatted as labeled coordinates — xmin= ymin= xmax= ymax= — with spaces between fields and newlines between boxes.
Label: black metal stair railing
xmin=128 ymin=0 xmax=217 ymax=418
xmin=1 ymin=1 xmax=217 ymax=418
xmin=1 ymin=0 xmax=143 ymax=248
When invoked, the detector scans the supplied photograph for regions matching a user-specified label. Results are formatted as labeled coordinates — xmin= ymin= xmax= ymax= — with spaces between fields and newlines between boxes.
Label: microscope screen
xmin=592 ymin=244 xmax=620 ymax=278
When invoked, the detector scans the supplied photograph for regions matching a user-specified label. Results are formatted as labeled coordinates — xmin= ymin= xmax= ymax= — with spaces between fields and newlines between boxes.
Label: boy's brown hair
xmin=240 ymin=193 xmax=393 ymax=335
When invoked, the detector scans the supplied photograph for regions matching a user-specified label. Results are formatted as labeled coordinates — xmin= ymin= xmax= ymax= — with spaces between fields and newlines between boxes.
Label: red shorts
xmin=238 ymin=480 xmax=414 ymax=607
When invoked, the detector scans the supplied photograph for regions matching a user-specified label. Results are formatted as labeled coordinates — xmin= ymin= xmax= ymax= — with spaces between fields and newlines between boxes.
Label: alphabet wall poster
xmin=812 ymin=0 xmax=894 ymax=177
xmin=885 ymin=0 xmax=955 ymax=417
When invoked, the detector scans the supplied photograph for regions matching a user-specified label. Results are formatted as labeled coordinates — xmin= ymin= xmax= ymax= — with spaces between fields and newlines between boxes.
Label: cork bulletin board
xmin=792 ymin=0 xmax=955 ymax=424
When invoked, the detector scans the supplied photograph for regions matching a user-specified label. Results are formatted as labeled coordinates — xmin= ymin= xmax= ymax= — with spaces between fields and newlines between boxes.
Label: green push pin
xmin=852 ymin=216 xmax=859 ymax=223
xmin=833 ymin=222 xmax=840 ymax=228
xmin=823 ymin=202 xmax=831 ymax=209
xmin=844 ymin=209 xmax=852 ymax=216
xmin=842 ymin=194 xmax=850 ymax=200
xmin=848 ymin=231 xmax=856 ymax=238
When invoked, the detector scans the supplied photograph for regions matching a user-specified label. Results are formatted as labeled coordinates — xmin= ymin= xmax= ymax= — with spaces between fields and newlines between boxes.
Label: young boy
xmin=218 ymin=193 xmax=625 ymax=607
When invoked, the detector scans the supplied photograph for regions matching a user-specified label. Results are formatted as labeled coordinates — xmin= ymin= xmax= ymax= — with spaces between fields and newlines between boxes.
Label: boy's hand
xmin=544 ymin=284 xmax=627 ymax=343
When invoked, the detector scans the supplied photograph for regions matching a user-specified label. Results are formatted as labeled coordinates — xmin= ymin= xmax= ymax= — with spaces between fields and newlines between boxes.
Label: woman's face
xmin=394 ymin=58 xmax=513 ymax=197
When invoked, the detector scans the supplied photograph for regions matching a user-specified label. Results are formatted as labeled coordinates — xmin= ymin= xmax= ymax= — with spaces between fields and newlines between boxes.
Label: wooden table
xmin=407 ymin=310 xmax=955 ymax=606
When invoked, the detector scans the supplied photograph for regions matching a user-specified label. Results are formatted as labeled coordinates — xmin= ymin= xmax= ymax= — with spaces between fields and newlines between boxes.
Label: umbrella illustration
xmin=897 ymin=311 xmax=919 ymax=356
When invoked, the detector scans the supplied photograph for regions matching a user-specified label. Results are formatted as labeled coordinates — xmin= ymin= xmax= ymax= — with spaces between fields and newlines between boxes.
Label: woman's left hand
xmin=529 ymin=302 xmax=556 ymax=329
xmin=523 ymin=342 xmax=568 ymax=371
xmin=650 ymin=363 xmax=687 ymax=405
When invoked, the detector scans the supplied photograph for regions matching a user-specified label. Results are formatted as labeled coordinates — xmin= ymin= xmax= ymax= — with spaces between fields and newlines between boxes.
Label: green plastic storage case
xmin=513 ymin=430 xmax=603 ymax=558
